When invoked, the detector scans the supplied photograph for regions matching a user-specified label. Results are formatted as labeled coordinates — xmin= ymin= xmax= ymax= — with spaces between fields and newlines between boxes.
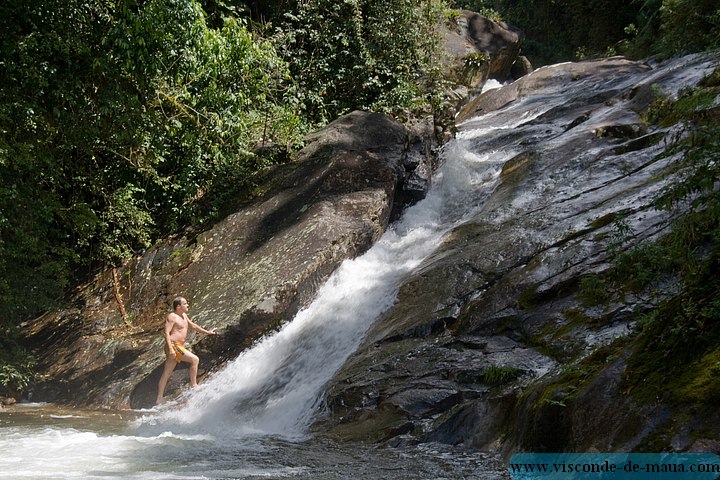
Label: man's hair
xmin=172 ymin=296 xmax=185 ymax=310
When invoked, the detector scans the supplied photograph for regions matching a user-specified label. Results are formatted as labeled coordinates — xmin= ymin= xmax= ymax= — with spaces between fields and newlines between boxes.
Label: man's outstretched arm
xmin=188 ymin=318 xmax=217 ymax=335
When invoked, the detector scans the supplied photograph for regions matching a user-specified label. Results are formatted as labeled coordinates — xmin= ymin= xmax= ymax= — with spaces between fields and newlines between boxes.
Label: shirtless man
xmin=156 ymin=296 xmax=217 ymax=405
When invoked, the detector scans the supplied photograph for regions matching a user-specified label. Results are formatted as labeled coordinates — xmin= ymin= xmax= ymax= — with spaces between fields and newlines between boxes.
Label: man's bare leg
xmin=180 ymin=351 xmax=200 ymax=388
xmin=156 ymin=356 xmax=178 ymax=405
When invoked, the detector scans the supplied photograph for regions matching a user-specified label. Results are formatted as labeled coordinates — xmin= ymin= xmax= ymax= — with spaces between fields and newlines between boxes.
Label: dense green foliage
xmin=274 ymin=0 xmax=448 ymax=125
xmin=450 ymin=0 xmax=720 ymax=66
xmin=622 ymin=78 xmax=720 ymax=409
xmin=0 ymin=0 xmax=305 ymax=393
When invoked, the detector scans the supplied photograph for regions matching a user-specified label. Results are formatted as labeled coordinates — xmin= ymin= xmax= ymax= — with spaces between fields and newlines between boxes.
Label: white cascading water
xmin=137 ymin=112 xmax=536 ymax=440
xmin=1 ymin=96 xmax=544 ymax=480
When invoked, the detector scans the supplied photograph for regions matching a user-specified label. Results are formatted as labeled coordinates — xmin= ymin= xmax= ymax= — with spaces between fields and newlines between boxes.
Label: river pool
xmin=1 ymin=403 xmax=509 ymax=479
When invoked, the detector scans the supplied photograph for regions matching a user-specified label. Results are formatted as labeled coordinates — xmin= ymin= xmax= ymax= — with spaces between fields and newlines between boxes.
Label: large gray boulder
xmin=441 ymin=10 xmax=526 ymax=89
xmin=22 ymin=111 xmax=428 ymax=409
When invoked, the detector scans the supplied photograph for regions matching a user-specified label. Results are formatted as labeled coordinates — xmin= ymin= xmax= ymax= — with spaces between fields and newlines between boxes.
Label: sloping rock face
xmin=316 ymin=53 xmax=720 ymax=452
xmin=22 ymin=111 xmax=427 ymax=409
xmin=456 ymin=56 xmax=649 ymax=121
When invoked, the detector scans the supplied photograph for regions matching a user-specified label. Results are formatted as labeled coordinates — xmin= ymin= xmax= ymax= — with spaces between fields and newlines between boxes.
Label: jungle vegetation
xmin=1 ymin=0 xmax=718 ymax=394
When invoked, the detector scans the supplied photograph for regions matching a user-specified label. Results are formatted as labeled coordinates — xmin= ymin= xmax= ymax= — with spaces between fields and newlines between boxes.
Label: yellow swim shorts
xmin=164 ymin=340 xmax=191 ymax=362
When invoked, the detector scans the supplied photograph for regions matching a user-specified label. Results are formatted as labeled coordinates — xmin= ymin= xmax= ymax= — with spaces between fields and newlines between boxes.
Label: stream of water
xmin=1 ymin=116 xmax=514 ymax=479
xmin=1 ymin=402 xmax=508 ymax=479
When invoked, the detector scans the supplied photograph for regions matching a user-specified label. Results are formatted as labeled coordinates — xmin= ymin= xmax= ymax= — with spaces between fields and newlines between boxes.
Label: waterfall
xmin=5 ymin=52 xmax=718 ymax=480
xmin=140 ymin=52 xmax=720 ymax=440
xmin=139 ymin=123 xmax=519 ymax=440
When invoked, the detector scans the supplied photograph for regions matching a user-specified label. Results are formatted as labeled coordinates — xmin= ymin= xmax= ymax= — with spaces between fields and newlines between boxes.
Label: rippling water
xmin=1 ymin=404 xmax=508 ymax=479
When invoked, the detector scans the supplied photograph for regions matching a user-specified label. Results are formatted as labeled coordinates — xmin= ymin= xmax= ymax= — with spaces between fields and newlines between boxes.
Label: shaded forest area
xmin=454 ymin=0 xmax=719 ymax=66
xmin=1 ymin=0 xmax=718 ymax=393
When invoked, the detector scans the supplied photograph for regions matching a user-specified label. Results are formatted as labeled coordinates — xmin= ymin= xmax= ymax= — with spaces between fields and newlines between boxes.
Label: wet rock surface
xmin=316 ymin=52 xmax=720 ymax=452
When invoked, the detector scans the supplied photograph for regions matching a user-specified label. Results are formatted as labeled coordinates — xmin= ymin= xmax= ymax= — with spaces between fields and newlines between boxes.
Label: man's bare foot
xmin=155 ymin=397 xmax=166 ymax=405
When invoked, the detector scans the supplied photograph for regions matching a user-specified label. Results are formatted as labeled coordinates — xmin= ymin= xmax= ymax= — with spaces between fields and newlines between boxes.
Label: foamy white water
xmin=0 ymin=403 xmax=507 ymax=479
